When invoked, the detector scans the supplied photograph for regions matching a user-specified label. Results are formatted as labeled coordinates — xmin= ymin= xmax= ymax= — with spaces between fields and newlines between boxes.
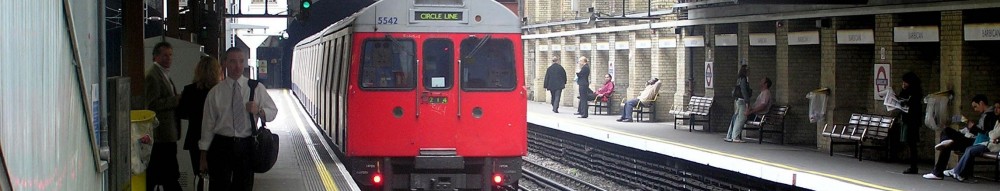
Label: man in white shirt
xmin=199 ymin=47 xmax=278 ymax=190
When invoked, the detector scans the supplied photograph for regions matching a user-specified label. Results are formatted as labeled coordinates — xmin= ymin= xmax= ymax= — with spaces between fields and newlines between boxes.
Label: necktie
xmin=232 ymin=80 xmax=247 ymax=135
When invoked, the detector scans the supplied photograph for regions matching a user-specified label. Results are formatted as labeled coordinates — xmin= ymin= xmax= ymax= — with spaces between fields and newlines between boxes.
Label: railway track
xmin=519 ymin=160 xmax=608 ymax=191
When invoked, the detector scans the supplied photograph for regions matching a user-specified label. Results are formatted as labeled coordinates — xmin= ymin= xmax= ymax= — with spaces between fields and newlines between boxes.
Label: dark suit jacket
xmin=543 ymin=63 xmax=567 ymax=90
xmin=144 ymin=64 xmax=180 ymax=142
xmin=178 ymin=84 xmax=212 ymax=150
xmin=576 ymin=64 xmax=590 ymax=87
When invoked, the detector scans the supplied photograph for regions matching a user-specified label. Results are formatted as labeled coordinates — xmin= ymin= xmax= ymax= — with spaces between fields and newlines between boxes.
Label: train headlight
xmin=373 ymin=174 xmax=383 ymax=185
xmin=472 ymin=107 xmax=483 ymax=118
xmin=492 ymin=174 xmax=503 ymax=184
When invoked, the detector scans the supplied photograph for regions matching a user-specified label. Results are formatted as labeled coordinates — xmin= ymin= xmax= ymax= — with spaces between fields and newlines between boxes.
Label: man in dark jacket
xmin=575 ymin=56 xmax=591 ymax=118
xmin=543 ymin=56 xmax=567 ymax=113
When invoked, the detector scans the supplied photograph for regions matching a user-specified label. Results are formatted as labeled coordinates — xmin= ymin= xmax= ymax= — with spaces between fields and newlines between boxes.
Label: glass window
xmin=460 ymin=37 xmax=516 ymax=91
xmin=422 ymin=39 xmax=454 ymax=90
xmin=359 ymin=38 xmax=416 ymax=90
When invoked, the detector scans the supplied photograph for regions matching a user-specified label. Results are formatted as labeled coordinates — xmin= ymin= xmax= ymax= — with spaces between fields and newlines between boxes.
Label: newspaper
xmin=881 ymin=89 xmax=909 ymax=113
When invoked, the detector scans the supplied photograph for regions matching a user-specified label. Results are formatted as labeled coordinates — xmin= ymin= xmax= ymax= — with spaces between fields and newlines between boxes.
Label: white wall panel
xmin=1 ymin=0 xmax=106 ymax=190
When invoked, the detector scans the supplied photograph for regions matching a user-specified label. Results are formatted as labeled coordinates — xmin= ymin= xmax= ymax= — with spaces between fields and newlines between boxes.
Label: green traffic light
xmin=302 ymin=1 xmax=311 ymax=9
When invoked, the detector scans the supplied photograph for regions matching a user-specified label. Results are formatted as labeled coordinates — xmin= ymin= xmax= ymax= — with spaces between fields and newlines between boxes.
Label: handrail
xmin=63 ymin=0 xmax=105 ymax=172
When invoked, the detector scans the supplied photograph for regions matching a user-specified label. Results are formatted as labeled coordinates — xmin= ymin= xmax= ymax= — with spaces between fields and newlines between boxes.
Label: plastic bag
xmin=806 ymin=91 xmax=828 ymax=123
xmin=922 ymin=94 xmax=951 ymax=131
xmin=129 ymin=111 xmax=158 ymax=175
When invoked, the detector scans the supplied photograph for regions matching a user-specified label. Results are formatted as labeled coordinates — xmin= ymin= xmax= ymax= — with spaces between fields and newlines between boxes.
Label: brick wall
xmin=708 ymin=24 xmax=740 ymax=132
xmin=654 ymin=29 xmax=679 ymax=121
xmin=613 ymin=32 xmax=632 ymax=106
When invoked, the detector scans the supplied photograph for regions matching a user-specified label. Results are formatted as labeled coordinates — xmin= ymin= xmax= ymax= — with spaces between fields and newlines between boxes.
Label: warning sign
xmin=873 ymin=64 xmax=891 ymax=100
xmin=705 ymin=62 xmax=714 ymax=88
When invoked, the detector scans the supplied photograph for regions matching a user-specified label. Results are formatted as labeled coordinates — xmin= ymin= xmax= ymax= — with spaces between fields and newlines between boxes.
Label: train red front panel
xmin=346 ymin=32 xmax=526 ymax=157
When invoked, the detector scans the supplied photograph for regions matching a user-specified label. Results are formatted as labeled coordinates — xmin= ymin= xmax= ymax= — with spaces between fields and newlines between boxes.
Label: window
xmin=422 ymin=39 xmax=454 ymax=90
xmin=460 ymin=37 xmax=516 ymax=91
xmin=360 ymin=38 xmax=416 ymax=90
xmin=251 ymin=0 xmax=278 ymax=4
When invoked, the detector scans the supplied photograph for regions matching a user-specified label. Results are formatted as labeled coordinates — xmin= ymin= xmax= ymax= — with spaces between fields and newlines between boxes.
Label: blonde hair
xmin=578 ymin=56 xmax=589 ymax=64
xmin=193 ymin=56 xmax=222 ymax=89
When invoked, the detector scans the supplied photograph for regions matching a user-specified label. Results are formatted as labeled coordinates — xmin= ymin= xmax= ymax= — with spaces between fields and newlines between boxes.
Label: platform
xmin=251 ymin=90 xmax=359 ymax=191
xmin=527 ymin=101 xmax=999 ymax=191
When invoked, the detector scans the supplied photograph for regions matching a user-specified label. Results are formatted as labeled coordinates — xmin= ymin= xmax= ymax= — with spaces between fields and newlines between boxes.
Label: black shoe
xmin=573 ymin=113 xmax=581 ymax=115
xmin=553 ymin=109 xmax=559 ymax=113
xmin=616 ymin=118 xmax=625 ymax=122
xmin=620 ymin=119 xmax=633 ymax=122
xmin=578 ymin=116 xmax=588 ymax=118
xmin=903 ymin=167 xmax=918 ymax=174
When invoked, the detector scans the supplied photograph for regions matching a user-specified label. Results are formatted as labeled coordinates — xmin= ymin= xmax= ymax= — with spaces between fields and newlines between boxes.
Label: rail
xmin=521 ymin=160 xmax=608 ymax=191
xmin=62 ymin=0 xmax=105 ymax=172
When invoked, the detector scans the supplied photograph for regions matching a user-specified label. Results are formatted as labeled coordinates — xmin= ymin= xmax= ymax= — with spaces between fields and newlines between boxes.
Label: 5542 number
xmin=377 ymin=17 xmax=398 ymax=25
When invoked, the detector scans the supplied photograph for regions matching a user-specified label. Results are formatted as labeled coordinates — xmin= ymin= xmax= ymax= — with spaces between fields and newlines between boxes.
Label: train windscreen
xmin=359 ymin=39 xmax=416 ymax=90
xmin=422 ymin=39 xmax=454 ymax=90
xmin=459 ymin=37 xmax=516 ymax=91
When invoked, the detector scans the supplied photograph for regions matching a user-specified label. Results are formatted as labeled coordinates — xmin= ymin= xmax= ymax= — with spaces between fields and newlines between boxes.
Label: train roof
xmin=296 ymin=0 xmax=521 ymax=48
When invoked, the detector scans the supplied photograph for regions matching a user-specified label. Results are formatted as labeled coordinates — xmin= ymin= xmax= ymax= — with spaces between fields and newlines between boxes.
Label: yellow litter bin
xmin=130 ymin=110 xmax=157 ymax=191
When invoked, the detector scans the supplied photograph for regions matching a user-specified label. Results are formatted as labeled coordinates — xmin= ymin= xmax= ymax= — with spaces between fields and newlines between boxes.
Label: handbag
xmin=248 ymin=80 xmax=280 ymax=173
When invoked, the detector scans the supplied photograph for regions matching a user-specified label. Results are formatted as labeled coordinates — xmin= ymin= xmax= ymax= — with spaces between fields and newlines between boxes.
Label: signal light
xmin=373 ymin=174 xmax=383 ymax=184
xmin=301 ymin=0 xmax=312 ymax=9
xmin=492 ymin=174 xmax=503 ymax=184
xmin=298 ymin=0 xmax=312 ymax=21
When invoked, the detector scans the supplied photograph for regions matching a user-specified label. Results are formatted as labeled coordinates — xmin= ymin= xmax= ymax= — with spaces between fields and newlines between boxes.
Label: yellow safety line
xmin=531 ymin=112 xmax=901 ymax=191
xmin=281 ymin=90 xmax=339 ymax=191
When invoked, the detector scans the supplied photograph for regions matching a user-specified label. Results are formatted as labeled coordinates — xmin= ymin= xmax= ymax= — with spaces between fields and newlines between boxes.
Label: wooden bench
xmin=588 ymin=92 xmax=614 ymax=115
xmin=670 ymin=96 xmax=714 ymax=132
xmin=821 ymin=113 xmax=895 ymax=161
xmin=742 ymin=105 xmax=789 ymax=144
xmin=631 ymin=93 xmax=659 ymax=122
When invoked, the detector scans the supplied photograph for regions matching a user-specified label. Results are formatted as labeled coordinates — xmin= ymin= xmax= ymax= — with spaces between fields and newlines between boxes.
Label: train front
xmin=345 ymin=0 xmax=525 ymax=190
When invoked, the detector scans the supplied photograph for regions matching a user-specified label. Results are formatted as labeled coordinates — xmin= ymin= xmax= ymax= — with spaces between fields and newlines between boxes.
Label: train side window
xmin=359 ymin=39 xmax=416 ymax=90
xmin=459 ymin=37 xmax=515 ymax=91
xmin=422 ymin=39 xmax=454 ymax=90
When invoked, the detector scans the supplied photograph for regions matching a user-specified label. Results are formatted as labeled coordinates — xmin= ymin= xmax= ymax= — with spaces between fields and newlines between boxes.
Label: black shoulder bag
xmin=248 ymin=80 xmax=279 ymax=173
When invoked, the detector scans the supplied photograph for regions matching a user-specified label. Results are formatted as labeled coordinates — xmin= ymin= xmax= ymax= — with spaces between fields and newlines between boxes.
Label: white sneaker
xmin=922 ymin=173 xmax=943 ymax=180
xmin=935 ymin=140 xmax=953 ymax=150
xmin=943 ymin=169 xmax=965 ymax=182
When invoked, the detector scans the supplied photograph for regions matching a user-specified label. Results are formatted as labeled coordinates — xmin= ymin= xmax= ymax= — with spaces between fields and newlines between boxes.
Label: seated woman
xmin=593 ymin=74 xmax=614 ymax=102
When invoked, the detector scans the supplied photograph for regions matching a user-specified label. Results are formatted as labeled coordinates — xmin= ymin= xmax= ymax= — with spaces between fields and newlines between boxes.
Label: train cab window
xmin=360 ymin=39 xmax=416 ymax=90
xmin=422 ymin=39 xmax=454 ymax=90
xmin=460 ymin=37 xmax=515 ymax=91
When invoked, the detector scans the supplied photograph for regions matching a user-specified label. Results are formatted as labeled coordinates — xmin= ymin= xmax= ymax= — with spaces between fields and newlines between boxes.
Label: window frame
xmin=421 ymin=38 xmax=456 ymax=91
xmin=358 ymin=38 xmax=418 ymax=91
xmin=459 ymin=37 xmax=517 ymax=92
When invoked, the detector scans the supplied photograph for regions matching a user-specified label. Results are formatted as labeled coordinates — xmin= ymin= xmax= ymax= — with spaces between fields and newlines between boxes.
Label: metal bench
xmin=976 ymin=152 xmax=1000 ymax=181
xmin=742 ymin=105 xmax=789 ymax=144
xmin=821 ymin=113 xmax=895 ymax=161
xmin=632 ymin=93 xmax=659 ymax=122
xmin=588 ymin=91 xmax=614 ymax=115
xmin=670 ymin=96 xmax=714 ymax=132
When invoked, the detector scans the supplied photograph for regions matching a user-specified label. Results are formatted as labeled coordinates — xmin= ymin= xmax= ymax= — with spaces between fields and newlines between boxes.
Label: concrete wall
xmin=1 ymin=0 xmax=108 ymax=190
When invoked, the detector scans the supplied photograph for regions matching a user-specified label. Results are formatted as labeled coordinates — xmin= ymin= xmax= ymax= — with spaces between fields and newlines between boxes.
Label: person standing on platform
xmin=574 ymin=56 xmax=591 ymax=118
xmin=178 ymin=56 xmax=222 ymax=191
xmin=200 ymin=47 xmax=279 ymax=190
xmin=897 ymin=72 xmax=924 ymax=174
xmin=543 ymin=56 xmax=567 ymax=113
xmin=144 ymin=42 xmax=183 ymax=191
xmin=724 ymin=63 xmax=752 ymax=143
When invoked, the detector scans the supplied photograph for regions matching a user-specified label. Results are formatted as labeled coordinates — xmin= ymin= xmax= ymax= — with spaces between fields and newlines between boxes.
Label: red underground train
xmin=291 ymin=0 xmax=526 ymax=190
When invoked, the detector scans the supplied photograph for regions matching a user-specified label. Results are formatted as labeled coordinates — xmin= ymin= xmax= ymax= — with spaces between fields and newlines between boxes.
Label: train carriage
xmin=292 ymin=0 xmax=526 ymax=190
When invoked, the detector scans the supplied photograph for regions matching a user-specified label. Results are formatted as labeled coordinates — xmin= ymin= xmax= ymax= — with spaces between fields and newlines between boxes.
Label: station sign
xmin=705 ymin=61 xmax=714 ymax=88
xmin=636 ymin=40 xmax=652 ymax=49
xmin=788 ymin=31 xmax=820 ymax=45
xmin=837 ymin=29 xmax=874 ymax=44
xmin=749 ymin=33 xmax=776 ymax=46
xmin=614 ymin=41 xmax=629 ymax=50
xmin=564 ymin=45 xmax=577 ymax=51
xmin=596 ymin=42 xmax=610 ymax=50
xmin=658 ymin=37 xmax=677 ymax=48
xmin=537 ymin=45 xmax=548 ymax=51
xmin=551 ymin=44 xmax=562 ymax=51
xmin=684 ymin=36 xmax=705 ymax=47
xmin=715 ymin=34 xmax=738 ymax=46
xmin=873 ymin=64 xmax=891 ymax=100
xmin=894 ymin=26 xmax=939 ymax=42
xmin=964 ymin=23 xmax=1000 ymax=41
xmin=414 ymin=11 xmax=463 ymax=21
xmin=580 ymin=43 xmax=593 ymax=51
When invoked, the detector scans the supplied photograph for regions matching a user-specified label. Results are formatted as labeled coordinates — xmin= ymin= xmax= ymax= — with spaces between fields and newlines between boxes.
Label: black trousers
xmin=147 ymin=141 xmax=181 ymax=191
xmin=188 ymin=150 xmax=205 ymax=191
xmin=549 ymin=89 xmax=562 ymax=112
xmin=931 ymin=128 xmax=974 ymax=176
xmin=577 ymin=86 xmax=590 ymax=117
xmin=208 ymin=135 xmax=255 ymax=191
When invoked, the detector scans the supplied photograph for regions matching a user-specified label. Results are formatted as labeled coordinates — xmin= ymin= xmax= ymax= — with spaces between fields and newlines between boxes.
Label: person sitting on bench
xmin=616 ymin=78 xmax=660 ymax=122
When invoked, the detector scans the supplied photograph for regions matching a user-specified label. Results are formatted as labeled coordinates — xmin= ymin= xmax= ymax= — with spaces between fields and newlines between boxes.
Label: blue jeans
xmin=952 ymin=144 xmax=989 ymax=176
xmin=726 ymin=99 xmax=748 ymax=140
xmin=620 ymin=99 xmax=640 ymax=120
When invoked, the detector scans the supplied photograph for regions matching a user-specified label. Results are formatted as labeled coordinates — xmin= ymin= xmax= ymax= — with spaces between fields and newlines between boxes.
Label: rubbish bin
xmin=130 ymin=110 xmax=157 ymax=191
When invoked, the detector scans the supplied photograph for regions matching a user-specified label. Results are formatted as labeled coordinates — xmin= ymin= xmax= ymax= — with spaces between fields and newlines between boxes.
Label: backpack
xmin=732 ymin=77 xmax=752 ymax=99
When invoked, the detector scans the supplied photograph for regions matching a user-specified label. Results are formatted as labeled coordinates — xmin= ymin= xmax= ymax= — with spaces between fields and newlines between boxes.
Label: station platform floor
xmin=174 ymin=89 xmax=359 ymax=191
xmin=528 ymin=101 xmax=999 ymax=191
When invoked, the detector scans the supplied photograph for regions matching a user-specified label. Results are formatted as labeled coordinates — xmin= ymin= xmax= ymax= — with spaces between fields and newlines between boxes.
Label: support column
xmin=819 ymin=18 xmax=838 ymax=150
xmin=940 ymin=11 xmax=963 ymax=113
xmin=167 ymin=0 xmax=180 ymax=38
xmin=124 ymin=0 xmax=144 ymax=96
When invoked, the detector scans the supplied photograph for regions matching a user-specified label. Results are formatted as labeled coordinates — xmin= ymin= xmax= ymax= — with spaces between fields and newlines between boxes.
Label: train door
xmin=456 ymin=35 xmax=525 ymax=155
xmin=416 ymin=38 xmax=459 ymax=150
xmin=349 ymin=36 xmax=419 ymax=155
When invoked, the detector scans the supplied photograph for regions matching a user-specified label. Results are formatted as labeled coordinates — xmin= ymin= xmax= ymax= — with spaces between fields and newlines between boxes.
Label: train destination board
xmin=415 ymin=11 xmax=464 ymax=21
